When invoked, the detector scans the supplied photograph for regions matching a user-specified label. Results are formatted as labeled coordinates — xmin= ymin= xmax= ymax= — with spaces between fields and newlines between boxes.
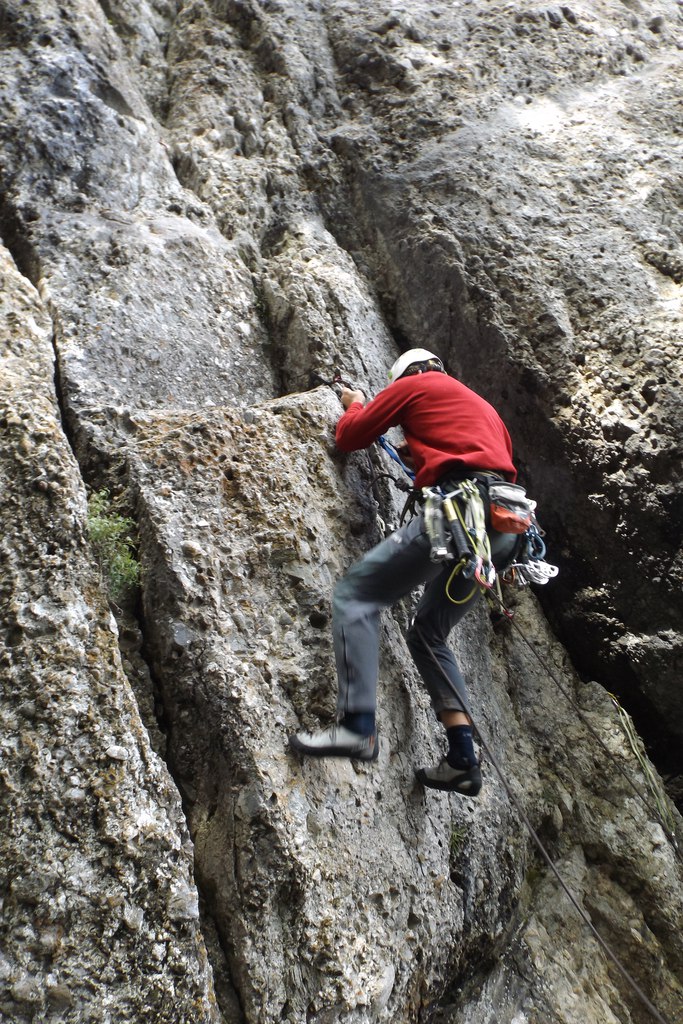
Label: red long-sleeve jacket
xmin=335 ymin=371 xmax=516 ymax=487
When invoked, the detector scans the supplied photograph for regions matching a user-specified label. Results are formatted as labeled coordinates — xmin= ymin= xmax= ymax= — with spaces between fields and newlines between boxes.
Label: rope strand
xmin=414 ymin=622 xmax=674 ymax=1024
xmin=488 ymin=590 xmax=680 ymax=855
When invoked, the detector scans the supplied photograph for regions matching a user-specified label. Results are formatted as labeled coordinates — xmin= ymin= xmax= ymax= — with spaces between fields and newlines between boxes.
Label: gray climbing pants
xmin=333 ymin=511 xmax=517 ymax=718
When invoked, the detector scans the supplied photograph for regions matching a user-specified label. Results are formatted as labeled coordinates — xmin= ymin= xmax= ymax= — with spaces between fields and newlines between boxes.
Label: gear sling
xmin=421 ymin=474 xmax=558 ymax=597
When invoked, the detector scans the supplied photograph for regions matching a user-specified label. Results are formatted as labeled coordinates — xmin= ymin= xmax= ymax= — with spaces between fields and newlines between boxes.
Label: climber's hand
xmin=340 ymin=387 xmax=365 ymax=409
xmin=396 ymin=443 xmax=416 ymax=470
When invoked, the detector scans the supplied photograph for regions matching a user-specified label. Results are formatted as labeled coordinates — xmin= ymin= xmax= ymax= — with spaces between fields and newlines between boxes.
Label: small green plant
xmin=87 ymin=488 xmax=140 ymax=604
xmin=449 ymin=824 xmax=468 ymax=859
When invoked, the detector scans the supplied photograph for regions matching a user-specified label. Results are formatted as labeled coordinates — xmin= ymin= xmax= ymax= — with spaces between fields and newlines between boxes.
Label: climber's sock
xmin=446 ymin=725 xmax=477 ymax=769
xmin=342 ymin=711 xmax=376 ymax=737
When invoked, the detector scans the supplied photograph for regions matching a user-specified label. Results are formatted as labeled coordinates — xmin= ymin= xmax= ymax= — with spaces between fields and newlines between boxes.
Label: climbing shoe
xmin=415 ymin=758 xmax=482 ymax=795
xmin=289 ymin=724 xmax=379 ymax=762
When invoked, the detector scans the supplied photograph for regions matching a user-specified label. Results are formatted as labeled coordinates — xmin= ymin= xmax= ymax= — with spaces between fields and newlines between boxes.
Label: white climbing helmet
xmin=387 ymin=348 xmax=443 ymax=382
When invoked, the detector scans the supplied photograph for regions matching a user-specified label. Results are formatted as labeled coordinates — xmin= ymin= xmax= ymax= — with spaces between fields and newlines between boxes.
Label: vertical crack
xmin=0 ymin=207 xmax=243 ymax=1022
xmin=0 ymin=199 xmax=42 ymax=283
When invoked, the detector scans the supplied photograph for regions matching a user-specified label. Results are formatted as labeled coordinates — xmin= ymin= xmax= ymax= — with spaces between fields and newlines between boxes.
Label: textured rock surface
xmin=0 ymin=246 xmax=220 ymax=1021
xmin=1 ymin=0 xmax=682 ymax=1022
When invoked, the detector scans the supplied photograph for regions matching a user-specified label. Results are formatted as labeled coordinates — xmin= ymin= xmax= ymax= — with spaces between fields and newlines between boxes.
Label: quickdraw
xmin=422 ymin=481 xmax=497 ymax=605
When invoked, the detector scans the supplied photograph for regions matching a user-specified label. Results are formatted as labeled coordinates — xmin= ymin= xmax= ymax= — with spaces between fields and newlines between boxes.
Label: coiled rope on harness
xmin=413 ymin=619 xmax=675 ymax=1024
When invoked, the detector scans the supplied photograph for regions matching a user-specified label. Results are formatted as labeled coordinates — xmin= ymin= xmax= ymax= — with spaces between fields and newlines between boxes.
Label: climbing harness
xmin=417 ymin=476 xmax=557 ymax=608
xmin=422 ymin=483 xmax=491 ymax=574
xmin=435 ymin=481 xmax=497 ymax=604
xmin=414 ymin=621 xmax=675 ymax=1024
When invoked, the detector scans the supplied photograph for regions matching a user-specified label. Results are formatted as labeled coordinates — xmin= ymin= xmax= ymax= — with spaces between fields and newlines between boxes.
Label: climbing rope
xmin=414 ymin=621 xmax=674 ymax=1024
xmin=487 ymin=588 xmax=680 ymax=856
xmin=608 ymin=691 xmax=678 ymax=844
xmin=373 ymin=441 xmax=679 ymax=854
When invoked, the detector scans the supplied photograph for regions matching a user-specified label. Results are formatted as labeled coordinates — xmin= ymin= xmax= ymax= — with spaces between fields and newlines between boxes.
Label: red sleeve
xmin=335 ymin=385 xmax=408 ymax=451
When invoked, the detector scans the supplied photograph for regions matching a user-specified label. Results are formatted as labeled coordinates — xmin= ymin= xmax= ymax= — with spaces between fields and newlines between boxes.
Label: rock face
xmin=0 ymin=248 xmax=220 ymax=1022
xmin=1 ymin=1 xmax=682 ymax=1023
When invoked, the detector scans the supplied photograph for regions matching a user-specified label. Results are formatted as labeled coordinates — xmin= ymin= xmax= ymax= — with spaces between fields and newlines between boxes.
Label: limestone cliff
xmin=1 ymin=1 xmax=682 ymax=1023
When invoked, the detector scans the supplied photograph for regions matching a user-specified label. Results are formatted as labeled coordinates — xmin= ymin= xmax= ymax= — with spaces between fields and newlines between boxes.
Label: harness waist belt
xmin=437 ymin=470 xmax=506 ymax=491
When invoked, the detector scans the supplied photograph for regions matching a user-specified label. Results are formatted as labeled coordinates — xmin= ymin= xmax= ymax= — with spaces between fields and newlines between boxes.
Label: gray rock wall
xmin=1 ymin=1 xmax=682 ymax=1022
xmin=0 ymin=246 xmax=220 ymax=1022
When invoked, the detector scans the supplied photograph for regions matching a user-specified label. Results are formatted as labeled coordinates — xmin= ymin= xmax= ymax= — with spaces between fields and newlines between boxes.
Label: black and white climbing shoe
xmin=416 ymin=758 xmax=482 ymax=795
xmin=289 ymin=724 xmax=379 ymax=762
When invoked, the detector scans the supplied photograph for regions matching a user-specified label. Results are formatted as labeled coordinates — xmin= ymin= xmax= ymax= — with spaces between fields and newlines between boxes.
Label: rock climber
xmin=289 ymin=349 xmax=519 ymax=795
